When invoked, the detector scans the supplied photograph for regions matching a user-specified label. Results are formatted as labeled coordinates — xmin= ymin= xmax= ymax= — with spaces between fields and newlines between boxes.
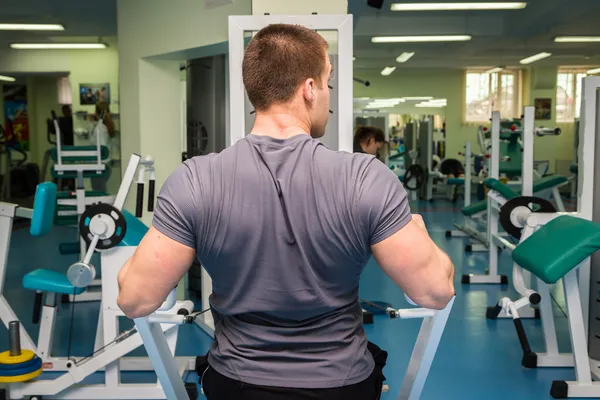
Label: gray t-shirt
xmin=152 ymin=133 xmax=411 ymax=389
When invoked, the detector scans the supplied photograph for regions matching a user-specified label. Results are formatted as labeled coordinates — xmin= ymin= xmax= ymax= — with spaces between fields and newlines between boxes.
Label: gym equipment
xmin=462 ymin=106 xmax=565 ymax=285
xmin=482 ymin=76 xmax=600 ymax=398
xmin=0 ymin=124 xmax=38 ymax=201
xmin=1 ymin=154 xmax=198 ymax=400
xmin=0 ymin=322 xmax=43 ymax=383
xmin=453 ymin=109 xmax=566 ymax=254
xmin=49 ymin=111 xmax=116 ymax=302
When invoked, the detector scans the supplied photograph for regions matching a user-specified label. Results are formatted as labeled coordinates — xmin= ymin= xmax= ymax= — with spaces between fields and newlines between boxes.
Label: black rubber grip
xmin=32 ymin=292 xmax=43 ymax=324
xmin=136 ymin=183 xmax=144 ymax=218
xmin=513 ymin=318 xmax=532 ymax=354
xmin=51 ymin=110 xmax=57 ymax=120
xmin=148 ymin=180 xmax=155 ymax=212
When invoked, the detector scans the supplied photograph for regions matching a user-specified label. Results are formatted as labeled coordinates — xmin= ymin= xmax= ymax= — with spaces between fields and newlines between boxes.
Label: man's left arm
xmin=117 ymin=162 xmax=199 ymax=319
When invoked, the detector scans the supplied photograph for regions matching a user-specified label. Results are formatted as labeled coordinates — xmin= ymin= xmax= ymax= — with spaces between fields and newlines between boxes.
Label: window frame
xmin=464 ymin=69 xmax=522 ymax=123
xmin=556 ymin=68 xmax=588 ymax=123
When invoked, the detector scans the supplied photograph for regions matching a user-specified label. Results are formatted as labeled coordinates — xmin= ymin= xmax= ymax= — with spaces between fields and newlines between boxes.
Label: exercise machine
xmin=462 ymin=107 xmax=564 ymax=285
xmin=482 ymin=76 xmax=600 ymax=398
xmin=0 ymin=154 xmax=198 ymax=399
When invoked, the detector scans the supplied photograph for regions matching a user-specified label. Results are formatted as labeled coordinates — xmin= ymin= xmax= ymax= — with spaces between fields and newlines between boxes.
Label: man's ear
xmin=303 ymin=78 xmax=316 ymax=102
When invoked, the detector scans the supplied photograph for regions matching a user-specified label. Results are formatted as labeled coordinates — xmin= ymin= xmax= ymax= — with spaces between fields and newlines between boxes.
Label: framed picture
xmin=534 ymin=98 xmax=552 ymax=120
xmin=80 ymin=83 xmax=110 ymax=105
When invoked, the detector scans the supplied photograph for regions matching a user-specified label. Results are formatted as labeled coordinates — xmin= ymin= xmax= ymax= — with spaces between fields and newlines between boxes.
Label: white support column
xmin=464 ymin=142 xmax=471 ymax=207
xmin=521 ymin=106 xmax=535 ymax=196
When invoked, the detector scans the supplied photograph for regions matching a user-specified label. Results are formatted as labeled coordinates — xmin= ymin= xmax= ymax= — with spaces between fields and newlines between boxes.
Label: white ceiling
xmin=1 ymin=0 xmax=599 ymax=70
xmin=349 ymin=0 xmax=600 ymax=69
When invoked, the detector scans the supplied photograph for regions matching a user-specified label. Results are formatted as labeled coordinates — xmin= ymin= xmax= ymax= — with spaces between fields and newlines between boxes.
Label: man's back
xmin=153 ymin=133 xmax=412 ymax=388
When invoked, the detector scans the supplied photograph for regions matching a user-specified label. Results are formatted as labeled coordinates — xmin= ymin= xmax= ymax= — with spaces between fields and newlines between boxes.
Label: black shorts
xmin=199 ymin=342 xmax=387 ymax=400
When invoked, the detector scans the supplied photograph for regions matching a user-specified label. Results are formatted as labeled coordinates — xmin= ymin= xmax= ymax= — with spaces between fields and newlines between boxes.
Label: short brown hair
xmin=242 ymin=24 xmax=329 ymax=111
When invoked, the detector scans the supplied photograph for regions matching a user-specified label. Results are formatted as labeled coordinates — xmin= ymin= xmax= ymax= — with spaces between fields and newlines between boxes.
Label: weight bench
xmin=453 ymin=175 xmax=569 ymax=253
xmin=490 ymin=215 xmax=600 ymax=398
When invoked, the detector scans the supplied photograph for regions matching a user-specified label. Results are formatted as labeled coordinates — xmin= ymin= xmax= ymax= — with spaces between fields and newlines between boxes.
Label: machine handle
xmin=136 ymin=183 xmax=144 ymax=218
xmin=535 ymin=127 xmax=561 ymax=136
xmin=148 ymin=179 xmax=155 ymax=212
xmin=8 ymin=321 xmax=21 ymax=357
xmin=50 ymin=110 xmax=58 ymax=121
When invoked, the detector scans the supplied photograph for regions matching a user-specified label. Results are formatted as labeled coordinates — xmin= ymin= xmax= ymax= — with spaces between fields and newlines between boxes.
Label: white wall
xmin=117 ymin=0 xmax=253 ymax=218
xmin=0 ymin=46 xmax=119 ymax=114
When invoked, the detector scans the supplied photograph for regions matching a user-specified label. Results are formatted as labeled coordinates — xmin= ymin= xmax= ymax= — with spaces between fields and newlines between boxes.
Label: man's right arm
xmin=357 ymin=159 xmax=454 ymax=310
xmin=371 ymin=215 xmax=454 ymax=310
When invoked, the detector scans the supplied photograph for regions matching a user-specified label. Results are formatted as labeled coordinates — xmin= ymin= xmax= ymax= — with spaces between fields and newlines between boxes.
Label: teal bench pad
xmin=30 ymin=182 xmax=57 ymax=237
xmin=447 ymin=178 xmax=465 ymax=185
xmin=119 ymin=210 xmax=149 ymax=247
xmin=570 ymin=164 xmax=578 ymax=174
xmin=462 ymin=200 xmax=487 ymax=216
xmin=484 ymin=178 xmax=519 ymax=200
xmin=513 ymin=216 xmax=600 ymax=284
xmin=23 ymin=270 xmax=85 ymax=295
xmin=532 ymin=175 xmax=568 ymax=192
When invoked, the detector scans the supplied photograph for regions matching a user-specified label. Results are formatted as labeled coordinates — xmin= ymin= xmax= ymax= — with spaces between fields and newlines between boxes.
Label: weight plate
xmin=0 ymin=349 xmax=35 ymax=365
xmin=0 ymin=356 xmax=40 ymax=370
xmin=0 ymin=357 xmax=41 ymax=376
xmin=79 ymin=203 xmax=127 ymax=250
xmin=499 ymin=196 xmax=556 ymax=239
xmin=0 ymin=367 xmax=42 ymax=383
xmin=404 ymin=164 xmax=427 ymax=191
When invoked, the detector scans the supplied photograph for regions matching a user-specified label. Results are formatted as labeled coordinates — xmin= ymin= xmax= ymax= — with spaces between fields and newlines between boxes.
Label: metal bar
xmin=399 ymin=297 xmax=455 ymax=400
xmin=522 ymin=106 xmax=534 ymax=196
xmin=134 ymin=318 xmax=188 ymax=400
xmin=113 ymin=154 xmax=142 ymax=211
xmin=464 ymin=142 xmax=471 ymax=207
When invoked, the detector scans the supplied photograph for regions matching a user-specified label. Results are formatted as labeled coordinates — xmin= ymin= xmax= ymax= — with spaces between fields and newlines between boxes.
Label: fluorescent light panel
xmin=373 ymin=35 xmax=471 ymax=43
xmin=0 ymin=23 xmax=64 ymax=31
xmin=0 ymin=75 xmax=16 ymax=82
xmin=519 ymin=52 xmax=551 ymax=64
xmin=555 ymin=36 xmax=600 ymax=43
xmin=396 ymin=52 xmax=415 ymax=63
xmin=403 ymin=96 xmax=434 ymax=101
xmin=381 ymin=66 xmax=397 ymax=76
xmin=587 ymin=67 xmax=600 ymax=74
xmin=391 ymin=2 xmax=527 ymax=11
xmin=485 ymin=67 xmax=504 ymax=74
xmin=10 ymin=43 xmax=107 ymax=50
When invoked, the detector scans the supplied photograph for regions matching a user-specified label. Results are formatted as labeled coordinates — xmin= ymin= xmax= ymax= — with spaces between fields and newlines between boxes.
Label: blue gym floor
xmin=5 ymin=198 xmax=581 ymax=399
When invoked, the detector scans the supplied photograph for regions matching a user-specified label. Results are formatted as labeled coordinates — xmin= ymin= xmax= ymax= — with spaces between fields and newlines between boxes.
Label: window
xmin=465 ymin=70 xmax=521 ymax=122
xmin=556 ymin=69 xmax=586 ymax=122
xmin=57 ymin=77 xmax=72 ymax=105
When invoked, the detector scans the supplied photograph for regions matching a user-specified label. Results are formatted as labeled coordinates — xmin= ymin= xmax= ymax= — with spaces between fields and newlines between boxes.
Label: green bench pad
xmin=462 ymin=200 xmax=487 ymax=216
xmin=570 ymin=164 xmax=578 ymax=174
xmin=484 ymin=178 xmax=519 ymax=200
xmin=532 ymin=175 xmax=568 ymax=192
xmin=57 ymin=190 xmax=108 ymax=200
xmin=513 ymin=216 xmax=600 ymax=284
xmin=447 ymin=178 xmax=465 ymax=185
xmin=50 ymin=146 xmax=110 ymax=162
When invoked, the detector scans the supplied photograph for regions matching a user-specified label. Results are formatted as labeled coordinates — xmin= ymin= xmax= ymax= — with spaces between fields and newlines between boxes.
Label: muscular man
xmin=117 ymin=24 xmax=454 ymax=400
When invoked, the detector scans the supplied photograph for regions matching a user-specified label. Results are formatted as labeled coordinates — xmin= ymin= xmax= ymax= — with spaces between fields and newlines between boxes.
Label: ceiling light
xmin=0 ymin=75 xmax=16 ymax=82
xmin=519 ymin=52 xmax=551 ymax=64
xmin=0 ymin=23 xmax=64 ymax=31
xmin=391 ymin=2 xmax=527 ymax=11
xmin=587 ymin=67 xmax=600 ymax=75
xmin=555 ymin=36 xmax=600 ymax=43
xmin=10 ymin=43 xmax=107 ymax=50
xmin=416 ymin=103 xmax=445 ymax=108
xmin=402 ymin=97 xmax=434 ymax=101
xmin=372 ymin=35 xmax=471 ymax=43
xmin=381 ymin=66 xmax=397 ymax=76
xmin=396 ymin=52 xmax=415 ymax=63
xmin=485 ymin=67 xmax=504 ymax=74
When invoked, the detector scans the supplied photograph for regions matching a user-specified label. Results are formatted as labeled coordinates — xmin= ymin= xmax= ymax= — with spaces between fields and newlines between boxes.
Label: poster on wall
xmin=79 ymin=83 xmax=110 ymax=105
xmin=534 ymin=98 xmax=552 ymax=120
xmin=3 ymin=84 xmax=30 ymax=151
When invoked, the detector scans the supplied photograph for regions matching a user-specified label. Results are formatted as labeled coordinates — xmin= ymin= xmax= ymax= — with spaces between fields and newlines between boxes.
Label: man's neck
xmin=250 ymin=110 xmax=311 ymax=140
